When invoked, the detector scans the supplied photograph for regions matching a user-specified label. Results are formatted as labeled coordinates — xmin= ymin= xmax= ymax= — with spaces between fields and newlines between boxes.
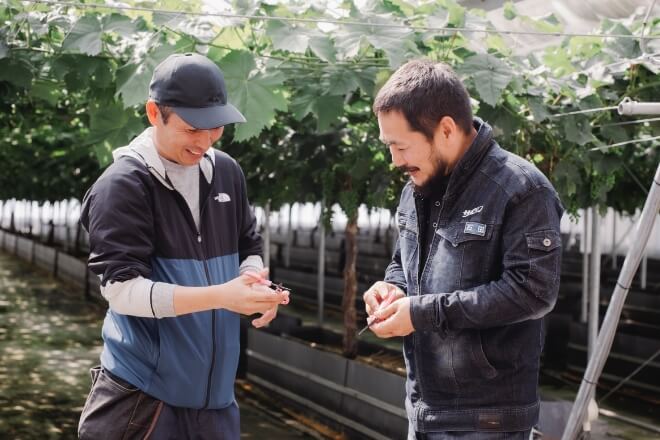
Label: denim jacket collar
xmin=445 ymin=118 xmax=493 ymax=198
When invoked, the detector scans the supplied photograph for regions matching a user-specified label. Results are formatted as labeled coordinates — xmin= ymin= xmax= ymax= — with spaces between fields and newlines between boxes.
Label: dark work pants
xmin=78 ymin=366 xmax=240 ymax=440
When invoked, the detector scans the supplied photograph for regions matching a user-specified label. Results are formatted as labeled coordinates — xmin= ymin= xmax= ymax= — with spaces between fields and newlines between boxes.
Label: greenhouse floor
xmin=0 ymin=252 xmax=326 ymax=439
xmin=1 ymin=249 xmax=658 ymax=439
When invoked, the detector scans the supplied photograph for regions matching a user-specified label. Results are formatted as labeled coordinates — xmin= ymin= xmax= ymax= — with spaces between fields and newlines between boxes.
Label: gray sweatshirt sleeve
xmin=101 ymin=277 xmax=176 ymax=318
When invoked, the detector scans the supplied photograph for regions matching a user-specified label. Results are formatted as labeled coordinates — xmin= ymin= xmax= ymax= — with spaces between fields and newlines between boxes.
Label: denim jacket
xmin=385 ymin=119 xmax=563 ymax=432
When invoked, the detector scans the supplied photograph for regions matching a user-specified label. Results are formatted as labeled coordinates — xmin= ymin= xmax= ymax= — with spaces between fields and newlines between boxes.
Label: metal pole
xmin=263 ymin=201 xmax=271 ymax=268
xmin=611 ymin=210 xmax=617 ymax=270
xmin=588 ymin=208 xmax=601 ymax=359
xmin=562 ymin=162 xmax=660 ymax=440
xmin=581 ymin=208 xmax=590 ymax=324
xmin=284 ymin=203 xmax=292 ymax=267
xmin=640 ymin=250 xmax=648 ymax=290
xmin=317 ymin=200 xmax=326 ymax=327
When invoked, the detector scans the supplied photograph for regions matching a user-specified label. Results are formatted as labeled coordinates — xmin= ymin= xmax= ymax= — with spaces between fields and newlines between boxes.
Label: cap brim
xmin=172 ymin=103 xmax=246 ymax=130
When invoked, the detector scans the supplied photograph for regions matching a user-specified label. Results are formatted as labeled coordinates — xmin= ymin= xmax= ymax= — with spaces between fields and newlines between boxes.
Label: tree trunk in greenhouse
xmin=342 ymin=213 xmax=359 ymax=359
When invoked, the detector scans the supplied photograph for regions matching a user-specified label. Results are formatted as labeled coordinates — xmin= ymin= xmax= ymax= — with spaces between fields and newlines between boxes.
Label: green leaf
xmin=115 ymin=44 xmax=176 ymax=108
xmin=605 ymin=23 xmax=639 ymax=58
xmin=336 ymin=15 xmax=418 ymax=68
xmin=542 ymin=47 xmax=575 ymax=76
xmin=313 ymin=95 xmax=344 ymax=131
xmin=353 ymin=67 xmax=379 ymax=96
xmin=438 ymin=0 xmax=465 ymax=27
xmin=102 ymin=13 xmax=138 ymax=37
xmin=460 ymin=54 xmax=512 ymax=106
xmin=553 ymin=160 xmax=580 ymax=197
xmin=222 ymin=51 xmax=288 ymax=141
xmin=0 ymin=58 xmax=33 ymax=88
xmin=87 ymin=101 xmax=144 ymax=167
xmin=290 ymin=94 xmax=315 ymax=121
xmin=600 ymin=124 xmax=630 ymax=144
xmin=528 ymin=97 xmax=551 ymax=122
xmin=562 ymin=115 xmax=594 ymax=146
xmin=324 ymin=69 xmax=360 ymax=96
xmin=31 ymin=80 xmax=59 ymax=106
xmin=62 ymin=15 xmax=103 ymax=56
xmin=363 ymin=17 xmax=418 ymax=68
xmin=266 ymin=20 xmax=309 ymax=53
xmin=290 ymin=91 xmax=343 ymax=131
xmin=503 ymin=1 xmax=517 ymax=20
xmin=520 ymin=14 xmax=562 ymax=34
xmin=308 ymin=35 xmax=336 ymax=63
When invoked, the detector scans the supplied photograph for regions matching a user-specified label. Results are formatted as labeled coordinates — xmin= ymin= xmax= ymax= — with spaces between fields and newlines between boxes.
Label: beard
xmin=398 ymin=155 xmax=451 ymax=198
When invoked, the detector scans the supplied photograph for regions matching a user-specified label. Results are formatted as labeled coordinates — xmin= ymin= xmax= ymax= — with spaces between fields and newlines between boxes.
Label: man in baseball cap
xmin=78 ymin=52 xmax=285 ymax=439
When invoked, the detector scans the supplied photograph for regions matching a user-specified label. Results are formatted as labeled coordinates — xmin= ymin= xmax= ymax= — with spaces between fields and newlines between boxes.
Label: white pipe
xmin=263 ymin=202 xmax=271 ymax=268
xmin=588 ymin=208 xmax=601 ymax=359
xmin=618 ymin=98 xmax=660 ymax=116
xmin=581 ymin=208 xmax=590 ymax=324
xmin=641 ymin=251 xmax=648 ymax=290
xmin=317 ymin=200 xmax=326 ymax=327
xmin=611 ymin=210 xmax=617 ymax=270
xmin=284 ymin=204 xmax=292 ymax=267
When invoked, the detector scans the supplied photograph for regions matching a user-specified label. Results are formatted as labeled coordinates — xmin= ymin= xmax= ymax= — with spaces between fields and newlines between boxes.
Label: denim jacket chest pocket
xmin=429 ymin=222 xmax=500 ymax=290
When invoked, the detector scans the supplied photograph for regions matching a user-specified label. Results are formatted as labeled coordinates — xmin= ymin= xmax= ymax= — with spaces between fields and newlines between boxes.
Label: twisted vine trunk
xmin=342 ymin=213 xmax=359 ymax=358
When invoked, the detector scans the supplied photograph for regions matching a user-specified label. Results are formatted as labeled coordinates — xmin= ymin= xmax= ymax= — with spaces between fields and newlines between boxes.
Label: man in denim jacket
xmin=363 ymin=59 xmax=563 ymax=439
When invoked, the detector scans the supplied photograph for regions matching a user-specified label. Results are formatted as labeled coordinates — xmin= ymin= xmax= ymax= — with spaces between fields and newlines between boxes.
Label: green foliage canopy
xmin=0 ymin=0 xmax=658 ymax=216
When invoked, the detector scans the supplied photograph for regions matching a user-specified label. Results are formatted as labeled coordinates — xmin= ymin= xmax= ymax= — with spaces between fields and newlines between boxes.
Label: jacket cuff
xmin=409 ymin=294 xmax=443 ymax=332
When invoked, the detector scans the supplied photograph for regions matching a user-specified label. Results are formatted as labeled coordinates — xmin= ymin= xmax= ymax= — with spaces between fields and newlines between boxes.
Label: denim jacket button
xmin=432 ymin=222 xmax=438 ymax=227
xmin=543 ymin=238 xmax=551 ymax=247
xmin=434 ymin=201 xmax=441 ymax=207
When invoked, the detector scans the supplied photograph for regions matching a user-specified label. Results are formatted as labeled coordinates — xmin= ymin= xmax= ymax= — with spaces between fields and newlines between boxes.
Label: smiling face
xmin=146 ymin=101 xmax=224 ymax=166
xmin=378 ymin=110 xmax=469 ymax=188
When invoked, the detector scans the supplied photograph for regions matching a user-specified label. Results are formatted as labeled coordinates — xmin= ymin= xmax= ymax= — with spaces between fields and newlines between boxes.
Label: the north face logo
xmin=214 ymin=193 xmax=231 ymax=203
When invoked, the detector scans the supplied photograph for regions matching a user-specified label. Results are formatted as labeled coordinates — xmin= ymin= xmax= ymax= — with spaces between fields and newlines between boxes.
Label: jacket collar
xmin=112 ymin=127 xmax=215 ymax=190
xmin=445 ymin=117 xmax=494 ymax=197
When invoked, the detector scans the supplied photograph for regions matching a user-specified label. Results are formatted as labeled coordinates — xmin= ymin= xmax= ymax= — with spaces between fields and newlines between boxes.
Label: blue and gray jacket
xmin=80 ymin=128 xmax=262 ymax=409
xmin=386 ymin=119 xmax=564 ymax=432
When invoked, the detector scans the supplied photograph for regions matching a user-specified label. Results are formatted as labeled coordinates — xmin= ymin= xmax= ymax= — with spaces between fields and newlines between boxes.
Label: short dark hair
xmin=373 ymin=59 xmax=473 ymax=139
xmin=156 ymin=103 xmax=173 ymax=124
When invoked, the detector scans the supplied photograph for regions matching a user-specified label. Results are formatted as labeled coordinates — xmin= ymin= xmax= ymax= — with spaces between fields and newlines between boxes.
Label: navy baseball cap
xmin=149 ymin=53 xmax=246 ymax=129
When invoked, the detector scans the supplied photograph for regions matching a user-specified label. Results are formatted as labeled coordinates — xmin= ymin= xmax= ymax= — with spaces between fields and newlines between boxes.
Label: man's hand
xmin=370 ymin=296 xmax=414 ymax=338
xmin=363 ymin=281 xmax=405 ymax=316
xmin=251 ymin=305 xmax=278 ymax=328
xmin=222 ymin=268 xmax=289 ymax=316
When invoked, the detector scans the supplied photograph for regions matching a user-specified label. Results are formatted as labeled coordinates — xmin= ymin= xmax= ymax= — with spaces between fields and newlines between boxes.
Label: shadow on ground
xmin=0 ymin=253 xmax=105 ymax=438
xmin=0 ymin=253 xmax=320 ymax=440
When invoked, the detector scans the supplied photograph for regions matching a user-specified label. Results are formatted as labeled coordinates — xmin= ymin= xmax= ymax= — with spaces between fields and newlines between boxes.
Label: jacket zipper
xmin=200 ymin=231 xmax=216 ymax=409
xmin=166 ymin=168 xmax=218 ymax=409
xmin=197 ymin=175 xmax=216 ymax=410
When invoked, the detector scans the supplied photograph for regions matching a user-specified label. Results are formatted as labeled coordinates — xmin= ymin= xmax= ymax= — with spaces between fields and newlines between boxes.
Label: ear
xmin=437 ymin=116 xmax=457 ymax=140
xmin=145 ymin=100 xmax=160 ymax=126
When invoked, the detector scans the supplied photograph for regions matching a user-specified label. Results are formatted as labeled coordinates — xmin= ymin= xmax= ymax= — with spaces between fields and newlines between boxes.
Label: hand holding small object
xmin=358 ymin=290 xmax=397 ymax=335
xmin=244 ymin=271 xmax=290 ymax=305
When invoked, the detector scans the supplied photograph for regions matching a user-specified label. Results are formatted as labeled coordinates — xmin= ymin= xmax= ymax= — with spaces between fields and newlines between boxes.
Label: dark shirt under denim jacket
xmin=385 ymin=118 xmax=564 ymax=433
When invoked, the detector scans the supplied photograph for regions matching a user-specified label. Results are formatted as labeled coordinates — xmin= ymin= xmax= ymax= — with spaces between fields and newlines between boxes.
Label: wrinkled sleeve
xmin=235 ymin=164 xmax=263 ymax=263
xmin=81 ymin=168 xmax=154 ymax=287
